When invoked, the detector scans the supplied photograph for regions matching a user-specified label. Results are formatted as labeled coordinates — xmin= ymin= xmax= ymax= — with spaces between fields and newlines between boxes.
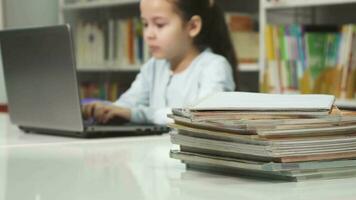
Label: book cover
xmin=188 ymin=92 xmax=335 ymax=111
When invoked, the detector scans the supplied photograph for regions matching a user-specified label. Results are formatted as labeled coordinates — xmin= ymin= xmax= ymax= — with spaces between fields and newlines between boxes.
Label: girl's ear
xmin=187 ymin=15 xmax=202 ymax=38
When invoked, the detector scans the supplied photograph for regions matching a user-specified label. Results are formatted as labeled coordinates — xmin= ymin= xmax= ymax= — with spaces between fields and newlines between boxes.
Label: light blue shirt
xmin=114 ymin=49 xmax=235 ymax=125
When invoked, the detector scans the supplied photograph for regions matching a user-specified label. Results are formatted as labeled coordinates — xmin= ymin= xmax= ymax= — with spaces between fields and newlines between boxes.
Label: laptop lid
xmin=0 ymin=25 xmax=84 ymax=132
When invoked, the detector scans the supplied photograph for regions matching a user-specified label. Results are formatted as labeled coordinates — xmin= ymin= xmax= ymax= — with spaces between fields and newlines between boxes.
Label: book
xmin=169 ymin=114 xmax=356 ymax=136
xmin=230 ymin=31 xmax=259 ymax=63
xmin=171 ymin=150 xmax=356 ymax=181
xmin=171 ymin=109 xmax=329 ymax=123
xmin=188 ymin=92 xmax=335 ymax=112
xmin=225 ymin=13 xmax=254 ymax=32
xmin=171 ymin=132 xmax=356 ymax=161
xmin=170 ymin=113 xmax=356 ymax=137
xmin=171 ymin=150 xmax=356 ymax=172
xmin=170 ymin=123 xmax=356 ymax=146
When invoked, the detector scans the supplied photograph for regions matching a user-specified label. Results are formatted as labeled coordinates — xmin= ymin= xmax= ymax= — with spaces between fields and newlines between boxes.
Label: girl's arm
xmin=113 ymin=60 xmax=152 ymax=123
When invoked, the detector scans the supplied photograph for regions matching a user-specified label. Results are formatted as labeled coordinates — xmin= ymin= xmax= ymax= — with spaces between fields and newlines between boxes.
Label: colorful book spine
xmin=262 ymin=24 xmax=356 ymax=99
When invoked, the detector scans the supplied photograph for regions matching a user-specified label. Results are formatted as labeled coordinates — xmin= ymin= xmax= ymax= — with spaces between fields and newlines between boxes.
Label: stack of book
xmin=169 ymin=92 xmax=356 ymax=181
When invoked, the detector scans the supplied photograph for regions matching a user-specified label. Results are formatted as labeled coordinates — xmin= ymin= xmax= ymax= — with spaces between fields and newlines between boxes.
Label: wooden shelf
xmin=264 ymin=0 xmax=356 ymax=10
xmin=77 ymin=63 xmax=259 ymax=73
xmin=62 ymin=0 xmax=139 ymax=11
xmin=239 ymin=63 xmax=259 ymax=72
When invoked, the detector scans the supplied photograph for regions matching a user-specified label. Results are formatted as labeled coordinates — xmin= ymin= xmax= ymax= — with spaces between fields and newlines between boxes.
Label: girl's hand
xmin=82 ymin=101 xmax=131 ymax=124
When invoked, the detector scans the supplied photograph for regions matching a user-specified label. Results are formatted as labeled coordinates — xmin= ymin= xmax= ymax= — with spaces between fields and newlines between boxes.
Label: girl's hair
xmin=169 ymin=0 xmax=238 ymax=86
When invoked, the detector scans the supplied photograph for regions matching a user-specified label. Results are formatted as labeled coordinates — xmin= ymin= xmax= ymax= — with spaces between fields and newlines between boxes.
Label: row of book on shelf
xmin=169 ymin=92 xmax=356 ymax=181
xmin=261 ymin=24 xmax=356 ymax=100
xmin=79 ymin=81 xmax=128 ymax=102
xmin=75 ymin=17 xmax=148 ymax=70
xmin=73 ymin=12 xmax=259 ymax=71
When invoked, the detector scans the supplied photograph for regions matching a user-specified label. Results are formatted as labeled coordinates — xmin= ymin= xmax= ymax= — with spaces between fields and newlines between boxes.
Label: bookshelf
xmin=259 ymin=0 xmax=356 ymax=109
xmin=59 ymin=0 xmax=259 ymax=71
xmin=59 ymin=0 xmax=260 ymax=100
xmin=59 ymin=0 xmax=143 ymax=71
xmin=59 ymin=0 xmax=144 ymax=101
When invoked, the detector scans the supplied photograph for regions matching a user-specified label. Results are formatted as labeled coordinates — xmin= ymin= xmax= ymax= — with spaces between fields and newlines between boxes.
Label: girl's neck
xmin=169 ymin=47 xmax=200 ymax=74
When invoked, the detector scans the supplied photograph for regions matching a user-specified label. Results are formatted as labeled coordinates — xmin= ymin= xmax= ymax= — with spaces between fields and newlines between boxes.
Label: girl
xmin=83 ymin=0 xmax=237 ymax=125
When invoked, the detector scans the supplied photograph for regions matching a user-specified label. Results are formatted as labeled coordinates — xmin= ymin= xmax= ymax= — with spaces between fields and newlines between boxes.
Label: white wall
xmin=0 ymin=0 xmax=59 ymax=103
xmin=3 ymin=0 xmax=59 ymax=29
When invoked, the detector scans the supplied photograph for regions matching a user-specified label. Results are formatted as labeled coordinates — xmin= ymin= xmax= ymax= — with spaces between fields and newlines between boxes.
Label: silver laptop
xmin=0 ymin=24 xmax=168 ymax=137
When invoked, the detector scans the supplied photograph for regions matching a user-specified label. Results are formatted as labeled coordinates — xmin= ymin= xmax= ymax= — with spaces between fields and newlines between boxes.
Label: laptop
xmin=0 ymin=24 xmax=169 ymax=138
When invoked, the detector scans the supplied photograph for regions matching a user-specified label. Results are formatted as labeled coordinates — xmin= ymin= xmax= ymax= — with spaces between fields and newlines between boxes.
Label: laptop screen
xmin=0 ymin=25 xmax=84 ymax=132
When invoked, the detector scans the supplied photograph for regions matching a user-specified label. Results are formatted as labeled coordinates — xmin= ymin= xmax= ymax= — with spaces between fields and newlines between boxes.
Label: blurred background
xmin=0 ymin=0 xmax=260 ymax=109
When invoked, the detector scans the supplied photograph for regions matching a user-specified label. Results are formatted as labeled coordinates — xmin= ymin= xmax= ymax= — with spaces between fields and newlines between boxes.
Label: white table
xmin=1 ymin=113 xmax=356 ymax=200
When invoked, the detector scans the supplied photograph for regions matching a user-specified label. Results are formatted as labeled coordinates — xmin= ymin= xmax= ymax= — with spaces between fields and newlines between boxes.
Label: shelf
xmin=77 ymin=65 xmax=140 ymax=72
xmin=335 ymin=99 xmax=356 ymax=109
xmin=77 ymin=63 xmax=259 ymax=73
xmin=62 ymin=0 xmax=139 ymax=11
xmin=239 ymin=63 xmax=259 ymax=72
xmin=264 ymin=0 xmax=356 ymax=10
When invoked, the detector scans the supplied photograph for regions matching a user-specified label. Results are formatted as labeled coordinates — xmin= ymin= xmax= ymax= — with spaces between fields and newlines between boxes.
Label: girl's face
xmin=140 ymin=0 xmax=193 ymax=61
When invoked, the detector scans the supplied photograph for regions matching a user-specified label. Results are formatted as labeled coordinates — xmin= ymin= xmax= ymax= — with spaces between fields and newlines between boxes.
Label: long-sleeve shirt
xmin=113 ymin=49 xmax=235 ymax=125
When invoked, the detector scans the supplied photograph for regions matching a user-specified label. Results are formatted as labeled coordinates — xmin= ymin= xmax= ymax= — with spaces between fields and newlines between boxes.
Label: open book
xmin=189 ymin=92 xmax=335 ymax=112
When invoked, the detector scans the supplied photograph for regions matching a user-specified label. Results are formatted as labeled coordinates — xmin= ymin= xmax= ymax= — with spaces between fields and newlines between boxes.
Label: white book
xmin=117 ymin=19 xmax=129 ymax=67
xmin=75 ymin=21 xmax=84 ymax=67
xmin=83 ymin=22 xmax=92 ymax=67
xmin=96 ymin=24 xmax=105 ymax=66
xmin=107 ymin=19 xmax=115 ymax=67
xmin=189 ymin=92 xmax=335 ymax=111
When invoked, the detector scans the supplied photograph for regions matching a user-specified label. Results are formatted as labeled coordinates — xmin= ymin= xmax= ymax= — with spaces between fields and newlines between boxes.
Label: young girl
xmin=83 ymin=0 xmax=237 ymax=125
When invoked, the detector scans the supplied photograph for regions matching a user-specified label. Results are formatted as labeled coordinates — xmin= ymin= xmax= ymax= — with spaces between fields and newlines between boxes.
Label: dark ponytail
xmin=170 ymin=0 xmax=238 ymax=86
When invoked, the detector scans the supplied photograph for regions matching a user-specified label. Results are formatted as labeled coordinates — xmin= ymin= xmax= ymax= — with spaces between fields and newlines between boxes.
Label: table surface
xmin=1 ymin=113 xmax=356 ymax=200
